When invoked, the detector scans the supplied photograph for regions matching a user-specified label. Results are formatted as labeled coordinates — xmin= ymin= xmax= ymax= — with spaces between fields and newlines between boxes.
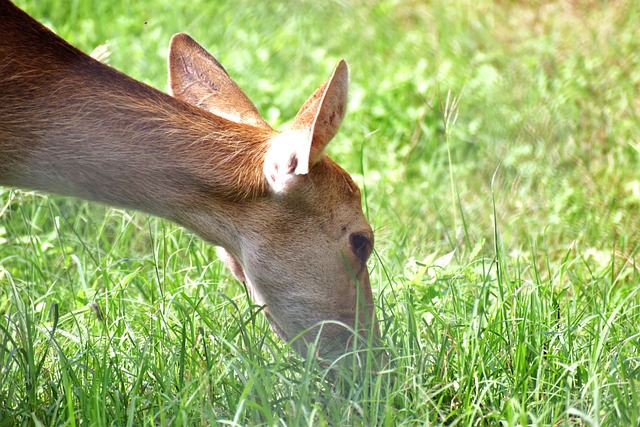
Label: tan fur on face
xmin=0 ymin=0 xmax=378 ymax=358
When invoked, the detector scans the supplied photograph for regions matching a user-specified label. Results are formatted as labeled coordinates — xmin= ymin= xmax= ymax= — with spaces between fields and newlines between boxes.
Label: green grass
xmin=2 ymin=0 xmax=640 ymax=425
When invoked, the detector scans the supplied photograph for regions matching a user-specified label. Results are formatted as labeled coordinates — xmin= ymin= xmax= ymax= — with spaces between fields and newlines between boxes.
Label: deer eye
xmin=350 ymin=233 xmax=373 ymax=265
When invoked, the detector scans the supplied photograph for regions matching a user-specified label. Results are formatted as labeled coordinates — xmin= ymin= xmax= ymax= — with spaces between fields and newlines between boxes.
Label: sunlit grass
xmin=2 ymin=0 xmax=640 ymax=425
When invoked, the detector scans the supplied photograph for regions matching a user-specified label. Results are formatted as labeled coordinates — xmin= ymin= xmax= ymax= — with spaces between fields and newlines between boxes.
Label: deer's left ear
xmin=168 ymin=33 xmax=270 ymax=129
xmin=263 ymin=60 xmax=349 ymax=194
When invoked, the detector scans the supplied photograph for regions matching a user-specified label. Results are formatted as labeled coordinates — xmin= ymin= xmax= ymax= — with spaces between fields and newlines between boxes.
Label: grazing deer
xmin=0 ymin=0 xmax=378 ymax=358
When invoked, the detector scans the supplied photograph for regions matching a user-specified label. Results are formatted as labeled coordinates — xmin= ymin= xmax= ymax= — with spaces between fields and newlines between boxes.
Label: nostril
xmin=350 ymin=233 xmax=372 ymax=265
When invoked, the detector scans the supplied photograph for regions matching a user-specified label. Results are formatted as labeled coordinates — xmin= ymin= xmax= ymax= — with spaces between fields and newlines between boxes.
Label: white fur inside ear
xmin=263 ymin=129 xmax=311 ymax=194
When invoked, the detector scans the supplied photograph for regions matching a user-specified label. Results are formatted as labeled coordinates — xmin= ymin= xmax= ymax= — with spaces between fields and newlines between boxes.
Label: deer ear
xmin=263 ymin=60 xmax=349 ymax=194
xmin=168 ymin=33 xmax=269 ymax=129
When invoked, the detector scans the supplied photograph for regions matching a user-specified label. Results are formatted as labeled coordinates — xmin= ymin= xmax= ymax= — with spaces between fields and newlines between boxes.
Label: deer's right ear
xmin=168 ymin=33 xmax=269 ymax=129
xmin=263 ymin=60 xmax=349 ymax=195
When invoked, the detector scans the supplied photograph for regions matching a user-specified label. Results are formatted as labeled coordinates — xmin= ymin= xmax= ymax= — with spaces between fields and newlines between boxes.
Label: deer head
xmin=168 ymin=34 xmax=378 ymax=358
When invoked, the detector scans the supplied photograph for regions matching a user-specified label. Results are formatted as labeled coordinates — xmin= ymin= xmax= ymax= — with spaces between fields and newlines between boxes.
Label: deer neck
xmin=0 ymin=9 xmax=274 ymax=247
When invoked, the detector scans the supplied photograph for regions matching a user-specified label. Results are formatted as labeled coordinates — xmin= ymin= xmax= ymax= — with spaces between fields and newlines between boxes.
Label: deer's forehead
xmin=311 ymin=157 xmax=361 ymax=203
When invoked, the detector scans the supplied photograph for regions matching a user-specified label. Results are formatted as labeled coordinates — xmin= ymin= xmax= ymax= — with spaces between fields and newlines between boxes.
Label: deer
xmin=0 ymin=0 xmax=379 ymax=360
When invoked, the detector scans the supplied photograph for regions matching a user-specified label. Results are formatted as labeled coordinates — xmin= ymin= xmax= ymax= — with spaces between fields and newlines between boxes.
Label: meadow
xmin=1 ymin=0 xmax=639 ymax=425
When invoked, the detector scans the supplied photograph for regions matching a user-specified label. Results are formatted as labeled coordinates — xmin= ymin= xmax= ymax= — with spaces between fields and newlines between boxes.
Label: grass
xmin=2 ymin=0 xmax=640 ymax=425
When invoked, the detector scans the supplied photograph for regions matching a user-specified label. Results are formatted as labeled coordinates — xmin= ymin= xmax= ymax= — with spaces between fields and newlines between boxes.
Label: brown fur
xmin=0 ymin=1 xmax=271 ymax=207
xmin=0 ymin=0 xmax=378 ymax=358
